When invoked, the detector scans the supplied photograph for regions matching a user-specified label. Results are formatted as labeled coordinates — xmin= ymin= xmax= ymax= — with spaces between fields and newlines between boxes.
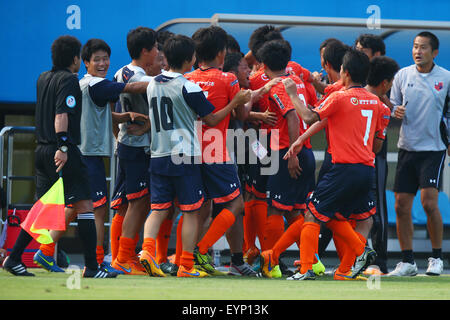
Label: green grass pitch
xmin=1 ymin=268 xmax=449 ymax=300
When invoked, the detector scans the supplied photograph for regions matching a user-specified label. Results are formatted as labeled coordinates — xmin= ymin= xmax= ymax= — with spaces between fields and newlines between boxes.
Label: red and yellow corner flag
xmin=21 ymin=177 xmax=66 ymax=244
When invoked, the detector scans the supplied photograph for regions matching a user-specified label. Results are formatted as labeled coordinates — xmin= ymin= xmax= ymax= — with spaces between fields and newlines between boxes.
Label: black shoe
xmin=3 ymin=256 xmax=35 ymax=276
xmin=160 ymin=261 xmax=178 ymax=276
xmin=279 ymin=259 xmax=294 ymax=277
xmin=352 ymin=247 xmax=377 ymax=278
xmin=56 ymin=248 xmax=70 ymax=268
xmin=372 ymin=258 xmax=388 ymax=274
xmin=82 ymin=266 xmax=118 ymax=278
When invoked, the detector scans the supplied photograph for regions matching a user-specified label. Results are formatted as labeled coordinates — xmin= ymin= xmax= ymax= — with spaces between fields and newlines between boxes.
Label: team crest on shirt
xmin=434 ymin=81 xmax=443 ymax=91
xmin=350 ymin=97 xmax=359 ymax=106
xmin=261 ymin=74 xmax=269 ymax=81
xmin=66 ymin=95 xmax=76 ymax=108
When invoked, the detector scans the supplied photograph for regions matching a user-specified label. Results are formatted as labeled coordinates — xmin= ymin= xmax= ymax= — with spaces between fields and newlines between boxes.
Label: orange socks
xmin=272 ymin=215 xmax=304 ymax=264
xmin=175 ymin=215 xmax=184 ymax=266
xmin=142 ymin=237 xmax=156 ymax=256
xmin=326 ymin=220 xmax=365 ymax=257
xmin=180 ymin=250 xmax=194 ymax=270
xmin=243 ymin=200 xmax=256 ymax=253
xmin=336 ymin=231 xmax=367 ymax=274
xmin=299 ymin=222 xmax=320 ymax=274
xmin=117 ymin=236 xmax=135 ymax=263
xmin=96 ymin=245 xmax=104 ymax=265
xmin=252 ymin=200 xmax=268 ymax=251
xmin=110 ymin=214 xmax=124 ymax=262
xmin=198 ymin=208 xmax=235 ymax=255
xmin=40 ymin=242 xmax=56 ymax=257
xmin=156 ymin=218 xmax=173 ymax=264
xmin=263 ymin=214 xmax=285 ymax=252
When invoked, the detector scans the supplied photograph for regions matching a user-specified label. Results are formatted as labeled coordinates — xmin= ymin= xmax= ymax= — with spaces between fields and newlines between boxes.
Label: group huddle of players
xmin=99 ymin=24 xmax=396 ymax=280
xmin=13 ymin=24 xmax=400 ymax=281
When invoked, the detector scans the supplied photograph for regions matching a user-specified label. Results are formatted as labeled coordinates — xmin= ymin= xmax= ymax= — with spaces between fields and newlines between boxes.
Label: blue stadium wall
xmin=1 ymin=0 xmax=449 ymax=103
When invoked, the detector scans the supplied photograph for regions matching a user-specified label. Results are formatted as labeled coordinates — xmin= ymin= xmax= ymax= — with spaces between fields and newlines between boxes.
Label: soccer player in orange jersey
xmin=283 ymin=49 xmax=386 ymax=280
xmin=185 ymin=26 xmax=252 ymax=275
xmin=223 ymin=51 xmax=279 ymax=275
xmin=253 ymin=40 xmax=316 ymax=278
xmin=243 ymin=27 xmax=317 ymax=269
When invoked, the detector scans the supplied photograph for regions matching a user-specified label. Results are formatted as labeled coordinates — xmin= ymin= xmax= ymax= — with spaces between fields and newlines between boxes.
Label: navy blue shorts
xmin=295 ymin=148 xmax=316 ymax=210
xmin=307 ymin=163 xmax=376 ymax=222
xmin=81 ymin=155 xmax=108 ymax=209
xmin=247 ymin=161 xmax=270 ymax=200
xmin=267 ymin=147 xmax=316 ymax=212
xmin=151 ymin=164 xmax=204 ymax=212
xmin=111 ymin=143 xmax=150 ymax=210
xmin=246 ymin=133 xmax=272 ymax=200
xmin=201 ymin=162 xmax=241 ymax=204
xmin=317 ymin=148 xmax=332 ymax=182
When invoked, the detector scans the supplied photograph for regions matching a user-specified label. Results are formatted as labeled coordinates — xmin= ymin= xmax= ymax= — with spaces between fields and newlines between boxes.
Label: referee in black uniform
xmin=4 ymin=35 xmax=116 ymax=278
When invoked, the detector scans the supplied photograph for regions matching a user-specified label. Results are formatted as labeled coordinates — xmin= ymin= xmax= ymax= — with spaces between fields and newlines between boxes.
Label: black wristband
xmin=56 ymin=132 xmax=69 ymax=148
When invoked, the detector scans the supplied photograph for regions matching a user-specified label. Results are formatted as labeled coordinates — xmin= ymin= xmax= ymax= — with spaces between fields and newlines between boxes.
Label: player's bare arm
xmin=234 ymin=89 xmax=254 ymax=121
xmin=283 ymin=78 xmax=319 ymax=125
xmin=284 ymin=118 xmax=328 ymax=160
xmin=247 ymin=108 xmax=277 ymax=126
xmin=204 ymin=89 xmax=251 ymax=126
xmin=311 ymin=71 xmax=327 ymax=95
xmin=286 ymin=110 xmax=302 ymax=179
xmin=373 ymin=137 xmax=384 ymax=154
xmin=122 ymin=81 xmax=150 ymax=94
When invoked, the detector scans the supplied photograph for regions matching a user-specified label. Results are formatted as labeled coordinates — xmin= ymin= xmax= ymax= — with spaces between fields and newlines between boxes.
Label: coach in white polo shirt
xmin=389 ymin=31 xmax=450 ymax=277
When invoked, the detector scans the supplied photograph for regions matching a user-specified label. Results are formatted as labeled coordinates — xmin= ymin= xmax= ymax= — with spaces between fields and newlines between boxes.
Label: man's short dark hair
xmin=81 ymin=38 xmax=111 ymax=63
xmin=223 ymin=52 xmax=244 ymax=73
xmin=355 ymin=34 xmax=386 ymax=56
xmin=126 ymin=27 xmax=157 ymax=60
xmin=248 ymin=25 xmax=283 ymax=62
xmin=163 ymin=34 xmax=196 ymax=70
xmin=157 ymin=30 xmax=175 ymax=46
xmin=259 ymin=40 xmax=291 ymax=72
xmin=415 ymin=31 xmax=439 ymax=51
xmin=192 ymin=26 xmax=228 ymax=62
xmin=342 ymin=48 xmax=370 ymax=84
xmin=156 ymin=30 xmax=174 ymax=51
xmin=319 ymin=38 xmax=343 ymax=53
xmin=322 ymin=41 xmax=349 ymax=72
xmin=51 ymin=35 xmax=82 ymax=70
xmin=227 ymin=34 xmax=241 ymax=53
xmin=367 ymin=56 xmax=400 ymax=87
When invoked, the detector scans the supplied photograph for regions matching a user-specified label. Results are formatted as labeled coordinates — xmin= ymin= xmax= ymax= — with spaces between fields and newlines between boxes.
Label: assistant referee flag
xmin=20 ymin=177 xmax=66 ymax=244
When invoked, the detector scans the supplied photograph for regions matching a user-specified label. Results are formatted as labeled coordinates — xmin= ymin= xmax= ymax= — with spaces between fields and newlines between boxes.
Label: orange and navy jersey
xmin=249 ymin=67 xmax=271 ymax=132
xmin=286 ymin=61 xmax=318 ymax=107
xmin=185 ymin=67 xmax=240 ymax=163
xmin=313 ymin=87 xmax=384 ymax=167
xmin=315 ymin=79 xmax=345 ymax=154
xmin=377 ymin=102 xmax=391 ymax=140
xmin=316 ymin=79 xmax=345 ymax=107
xmin=268 ymin=74 xmax=311 ymax=151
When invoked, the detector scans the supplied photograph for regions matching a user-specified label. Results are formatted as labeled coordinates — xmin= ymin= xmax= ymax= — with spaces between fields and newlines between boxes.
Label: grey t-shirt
xmin=78 ymin=74 xmax=125 ymax=157
xmin=147 ymin=71 xmax=214 ymax=159
xmin=114 ymin=64 xmax=153 ymax=150
xmin=390 ymin=64 xmax=450 ymax=152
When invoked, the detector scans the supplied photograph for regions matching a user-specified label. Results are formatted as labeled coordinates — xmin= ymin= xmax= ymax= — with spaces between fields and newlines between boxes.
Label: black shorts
xmin=35 ymin=144 xmax=92 ymax=205
xmin=393 ymin=149 xmax=447 ymax=194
